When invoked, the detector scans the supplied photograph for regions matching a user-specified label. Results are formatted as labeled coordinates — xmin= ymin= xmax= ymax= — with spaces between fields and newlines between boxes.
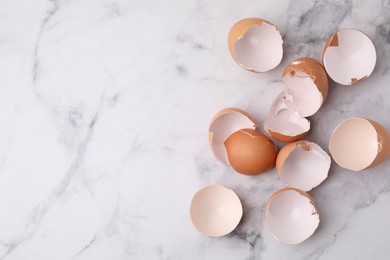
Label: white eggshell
xmin=264 ymin=91 xmax=310 ymax=138
xmin=323 ymin=29 xmax=376 ymax=85
xmin=234 ymin=22 xmax=283 ymax=72
xmin=277 ymin=141 xmax=331 ymax=191
xmin=283 ymin=70 xmax=323 ymax=117
xmin=264 ymin=188 xmax=320 ymax=245
xmin=190 ymin=185 xmax=243 ymax=237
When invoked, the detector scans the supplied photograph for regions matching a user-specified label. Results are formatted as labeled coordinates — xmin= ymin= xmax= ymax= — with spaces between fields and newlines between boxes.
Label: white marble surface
xmin=0 ymin=0 xmax=390 ymax=259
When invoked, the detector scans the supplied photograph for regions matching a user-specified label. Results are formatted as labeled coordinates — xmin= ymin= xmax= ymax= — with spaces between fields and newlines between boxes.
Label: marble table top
xmin=0 ymin=0 xmax=390 ymax=259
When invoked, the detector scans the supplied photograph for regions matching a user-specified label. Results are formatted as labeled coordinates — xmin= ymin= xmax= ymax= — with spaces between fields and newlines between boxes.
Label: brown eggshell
xmin=276 ymin=141 xmax=331 ymax=191
xmin=366 ymin=119 xmax=390 ymax=169
xmin=322 ymin=29 xmax=376 ymax=85
xmin=268 ymin=129 xmax=308 ymax=143
xmin=228 ymin=18 xmax=269 ymax=60
xmin=208 ymin=108 xmax=257 ymax=165
xmin=264 ymin=187 xmax=320 ymax=245
xmin=275 ymin=142 xmax=297 ymax=173
xmin=228 ymin=18 xmax=283 ymax=72
xmin=224 ymin=128 xmax=278 ymax=175
xmin=264 ymin=187 xmax=317 ymax=214
xmin=264 ymin=91 xmax=311 ymax=143
xmin=282 ymin=57 xmax=329 ymax=103
xmin=322 ymin=33 xmax=338 ymax=64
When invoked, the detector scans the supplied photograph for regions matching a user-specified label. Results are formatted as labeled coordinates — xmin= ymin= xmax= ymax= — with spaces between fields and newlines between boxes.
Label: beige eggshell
xmin=329 ymin=118 xmax=390 ymax=171
xmin=190 ymin=185 xmax=243 ymax=237
xmin=209 ymin=108 xmax=257 ymax=165
xmin=322 ymin=29 xmax=376 ymax=85
xmin=276 ymin=141 xmax=331 ymax=191
xmin=282 ymin=57 xmax=328 ymax=117
xmin=224 ymin=128 xmax=278 ymax=175
xmin=264 ymin=188 xmax=320 ymax=245
xmin=228 ymin=18 xmax=283 ymax=72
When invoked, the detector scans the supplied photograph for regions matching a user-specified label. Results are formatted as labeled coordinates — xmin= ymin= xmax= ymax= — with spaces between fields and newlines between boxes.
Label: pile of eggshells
xmin=190 ymin=18 xmax=390 ymax=245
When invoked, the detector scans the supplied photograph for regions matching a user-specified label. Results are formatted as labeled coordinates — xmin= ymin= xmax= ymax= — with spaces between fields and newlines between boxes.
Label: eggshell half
xmin=228 ymin=18 xmax=283 ymax=72
xmin=329 ymin=118 xmax=390 ymax=171
xmin=224 ymin=128 xmax=278 ymax=175
xmin=264 ymin=188 xmax=320 ymax=245
xmin=282 ymin=57 xmax=328 ymax=117
xmin=276 ymin=141 xmax=331 ymax=191
xmin=264 ymin=91 xmax=310 ymax=142
xmin=209 ymin=108 xmax=257 ymax=165
xmin=322 ymin=29 xmax=376 ymax=85
xmin=190 ymin=185 xmax=243 ymax=237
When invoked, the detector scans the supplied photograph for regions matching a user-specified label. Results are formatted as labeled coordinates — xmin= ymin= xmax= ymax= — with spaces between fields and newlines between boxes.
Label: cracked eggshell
xmin=264 ymin=58 xmax=328 ymax=143
xmin=228 ymin=18 xmax=283 ymax=72
xmin=209 ymin=108 xmax=257 ymax=165
xmin=264 ymin=91 xmax=310 ymax=142
xmin=225 ymin=128 xmax=278 ymax=175
xmin=329 ymin=118 xmax=390 ymax=171
xmin=190 ymin=185 xmax=243 ymax=237
xmin=322 ymin=29 xmax=376 ymax=85
xmin=282 ymin=57 xmax=329 ymax=117
xmin=276 ymin=141 xmax=331 ymax=191
xmin=264 ymin=188 xmax=320 ymax=245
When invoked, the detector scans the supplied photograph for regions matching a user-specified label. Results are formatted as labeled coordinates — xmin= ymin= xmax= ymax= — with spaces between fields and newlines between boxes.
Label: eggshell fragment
xmin=264 ymin=91 xmax=310 ymax=142
xmin=282 ymin=57 xmax=328 ymax=117
xmin=322 ymin=29 xmax=376 ymax=85
xmin=190 ymin=185 xmax=243 ymax=237
xmin=228 ymin=18 xmax=283 ymax=72
xmin=276 ymin=141 xmax=331 ymax=191
xmin=264 ymin=58 xmax=328 ymax=142
xmin=264 ymin=188 xmax=320 ymax=245
xmin=329 ymin=118 xmax=390 ymax=171
xmin=209 ymin=108 xmax=257 ymax=165
xmin=225 ymin=128 xmax=278 ymax=175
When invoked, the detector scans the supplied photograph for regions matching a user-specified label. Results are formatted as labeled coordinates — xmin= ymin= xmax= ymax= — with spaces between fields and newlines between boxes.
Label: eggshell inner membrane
xmin=283 ymin=71 xmax=323 ymax=117
xmin=234 ymin=23 xmax=283 ymax=72
xmin=323 ymin=29 xmax=376 ymax=85
xmin=190 ymin=185 xmax=243 ymax=237
xmin=329 ymin=118 xmax=378 ymax=171
xmin=279 ymin=142 xmax=331 ymax=191
xmin=209 ymin=112 xmax=256 ymax=165
xmin=265 ymin=189 xmax=319 ymax=245
xmin=264 ymin=92 xmax=310 ymax=137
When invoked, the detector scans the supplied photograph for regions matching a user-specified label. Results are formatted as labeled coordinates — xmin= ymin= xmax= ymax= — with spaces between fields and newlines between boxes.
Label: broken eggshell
xmin=264 ymin=91 xmax=310 ymax=142
xmin=209 ymin=108 xmax=278 ymax=175
xmin=282 ymin=57 xmax=328 ymax=117
xmin=209 ymin=108 xmax=257 ymax=165
xmin=190 ymin=185 xmax=243 ymax=237
xmin=228 ymin=18 xmax=283 ymax=72
xmin=329 ymin=118 xmax=390 ymax=171
xmin=264 ymin=58 xmax=328 ymax=142
xmin=276 ymin=141 xmax=331 ymax=191
xmin=264 ymin=188 xmax=320 ymax=245
xmin=322 ymin=29 xmax=376 ymax=85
